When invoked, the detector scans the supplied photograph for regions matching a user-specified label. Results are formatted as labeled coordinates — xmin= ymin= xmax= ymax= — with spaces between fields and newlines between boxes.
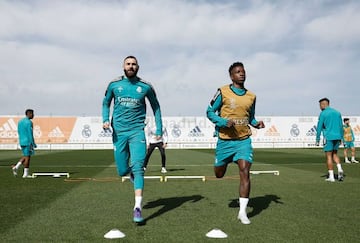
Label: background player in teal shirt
xmin=316 ymin=98 xmax=344 ymax=182
xmin=102 ymin=56 xmax=163 ymax=223
xmin=12 ymin=109 xmax=37 ymax=178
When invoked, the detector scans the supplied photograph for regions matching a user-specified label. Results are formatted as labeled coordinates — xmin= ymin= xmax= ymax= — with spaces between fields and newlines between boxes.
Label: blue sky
xmin=1 ymin=0 xmax=359 ymax=117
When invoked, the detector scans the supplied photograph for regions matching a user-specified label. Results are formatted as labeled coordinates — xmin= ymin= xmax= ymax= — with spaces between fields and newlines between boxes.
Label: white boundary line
xmin=32 ymin=172 xmax=70 ymax=178
xmin=22 ymin=163 xmax=285 ymax=168
xmin=121 ymin=176 xmax=163 ymax=182
xmin=250 ymin=170 xmax=280 ymax=175
xmin=121 ymin=175 xmax=207 ymax=182
xmin=164 ymin=176 xmax=206 ymax=182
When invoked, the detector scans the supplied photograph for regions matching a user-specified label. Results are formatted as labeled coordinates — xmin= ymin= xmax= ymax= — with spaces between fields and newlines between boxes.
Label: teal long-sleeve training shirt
xmin=18 ymin=117 xmax=35 ymax=146
xmin=102 ymin=75 xmax=163 ymax=135
xmin=316 ymin=106 xmax=343 ymax=142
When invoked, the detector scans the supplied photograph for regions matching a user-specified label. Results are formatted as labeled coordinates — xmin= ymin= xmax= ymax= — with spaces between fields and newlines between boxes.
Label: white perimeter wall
xmin=1 ymin=116 xmax=360 ymax=149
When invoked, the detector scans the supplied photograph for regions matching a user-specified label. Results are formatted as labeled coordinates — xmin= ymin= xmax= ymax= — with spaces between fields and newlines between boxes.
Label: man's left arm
xmin=147 ymin=86 xmax=163 ymax=137
xmin=351 ymin=128 xmax=355 ymax=142
xmin=249 ymin=98 xmax=264 ymax=129
xmin=29 ymin=121 xmax=37 ymax=148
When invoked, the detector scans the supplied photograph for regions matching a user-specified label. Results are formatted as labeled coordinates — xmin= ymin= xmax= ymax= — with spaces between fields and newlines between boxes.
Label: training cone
xmin=206 ymin=228 xmax=228 ymax=238
xmin=104 ymin=229 xmax=126 ymax=239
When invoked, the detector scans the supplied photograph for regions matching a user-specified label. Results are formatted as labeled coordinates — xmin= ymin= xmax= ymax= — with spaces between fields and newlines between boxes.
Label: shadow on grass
xmin=143 ymin=195 xmax=204 ymax=222
xmin=144 ymin=168 xmax=185 ymax=173
xmin=228 ymin=194 xmax=283 ymax=218
xmin=167 ymin=168 xmax=185 ymax=172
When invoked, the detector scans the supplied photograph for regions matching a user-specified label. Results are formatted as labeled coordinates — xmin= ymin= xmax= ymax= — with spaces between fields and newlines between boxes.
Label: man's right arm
xmin=315 ymin=114 xmax=324 ymax=145
xmin=102 ymin=83 xmax=113 ymax=128
xmin=351 ymin=128 xmax=355 ymax=142
xmin=206 ymin=90 xmax=228 ymax=128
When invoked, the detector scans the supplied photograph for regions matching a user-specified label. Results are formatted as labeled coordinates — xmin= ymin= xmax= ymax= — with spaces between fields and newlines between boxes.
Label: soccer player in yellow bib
xmin=206 ymin=62 xmax=265 ymax=224
xmin=343 ymin=118 xmax=359 ymax=163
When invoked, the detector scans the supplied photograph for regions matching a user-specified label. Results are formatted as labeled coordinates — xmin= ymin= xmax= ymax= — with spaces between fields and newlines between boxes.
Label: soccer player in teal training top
xmin=206 ymin=62 xmax=265 ymax=224
xmin=12 ymin=109 xmax=37 ymax=178
xmin=102 ymin=56 xmax=163 ymax=223
xmin=315 ymin=98 xmax=344 ymax=182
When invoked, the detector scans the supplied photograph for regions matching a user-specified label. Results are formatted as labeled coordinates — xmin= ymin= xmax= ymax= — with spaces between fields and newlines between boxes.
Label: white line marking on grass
xmin=32 ymin=172 xmax=70 ymax=178
xmin=26 ymin=161 xmax=318 ymax=169
xmin=31 ymin=162 xmax=277 ymax=168
xmin=164 ymin=175 xmax=206 ymax=181
xmin=122 ymin=176 xmax=163 ymax=182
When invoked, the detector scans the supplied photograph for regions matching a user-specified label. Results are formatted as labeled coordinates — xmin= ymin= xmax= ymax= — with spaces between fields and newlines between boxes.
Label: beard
xmin=124 ymin=68 xmax=138 ymax=78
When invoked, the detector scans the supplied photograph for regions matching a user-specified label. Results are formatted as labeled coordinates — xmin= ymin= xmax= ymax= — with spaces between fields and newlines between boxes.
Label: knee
xmin=117 ymin=167 xmax=129 ymax=177
xmin=214 ymin=167 xmax=225 ymax=178
xmin=239 ymin=169 xmax=250 ymax=178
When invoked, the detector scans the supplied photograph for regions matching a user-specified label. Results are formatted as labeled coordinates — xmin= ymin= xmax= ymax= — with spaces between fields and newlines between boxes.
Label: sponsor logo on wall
xmin=171 ymin=124 xmax=182 ymax=138
xmin=0 ymin=117 xmax=76 ymax=143
xmin=306 ymin=125 xmax=317 ymax=136
xmin=82 ymin=125 xmax=92 ymax=138
xmin=264 ymin=125 xmax=280 ymax=136
xmin=99 ymin=127 xmax=112 ymax=137
xmin=0 ymin=118 xmax=19 ymax=142
xmin=48 ymin=126 xmax=65 ymax=138
xmin=353 ymin=125 xmax=360 ymax=136
xmin=0 ymin=118 xmax=18 ymax=138
xmin=290 ymin=124 xmax=300 ymax=137
xmin=188 ymin=126 xmax=204 ymax=137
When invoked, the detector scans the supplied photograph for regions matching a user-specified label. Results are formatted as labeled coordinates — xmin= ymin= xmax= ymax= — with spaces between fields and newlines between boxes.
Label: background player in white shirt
xmin=144 ymin=125 xmax=168 ymax=173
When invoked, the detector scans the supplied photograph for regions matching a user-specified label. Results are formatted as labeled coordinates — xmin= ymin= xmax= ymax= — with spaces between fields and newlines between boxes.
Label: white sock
xmin=336 ymin=164 xmax=343 ymax=172
xmin=23 ymin=168 xmax=29 ymax=177
xmin=351 ymin=156 xmax=355 ymax=161
xmin=328 ymin=170 xmax=334 ymax=179
xmin=134 ymin=196 xmax=142 ymax=210
xmin=15 ymin=161 xmax=22 ymax=169
xmin=239 ymin=197 xmax=249 ymax=214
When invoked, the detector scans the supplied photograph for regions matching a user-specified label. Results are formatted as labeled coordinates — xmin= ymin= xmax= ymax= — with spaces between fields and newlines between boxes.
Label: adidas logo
xmin=48 ymin=126 xmax=65 ymax=137
xmin=264 ymin=125 xmax=280 ymax=136
xmin=306 ymin=125 xmax=317 ymax=136
xmin=99 ymin=128 xmax=113 ymax=137
xmin=189 ymin=126 xmax=204 ymax=137
xmin=0 ymin=118 xmax=18 ymax=138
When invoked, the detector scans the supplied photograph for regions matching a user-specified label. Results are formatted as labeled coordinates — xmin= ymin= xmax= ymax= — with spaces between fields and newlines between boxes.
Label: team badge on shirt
xmin=136 ymin=86 xmax=142 ymax=93
xmin=229 ymin=98 xmax=237 ymax=109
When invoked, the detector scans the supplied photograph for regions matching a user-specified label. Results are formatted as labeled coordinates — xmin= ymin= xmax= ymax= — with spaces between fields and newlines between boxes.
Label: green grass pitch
xmin=1 ymin=148 xmax=360 ymax=242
